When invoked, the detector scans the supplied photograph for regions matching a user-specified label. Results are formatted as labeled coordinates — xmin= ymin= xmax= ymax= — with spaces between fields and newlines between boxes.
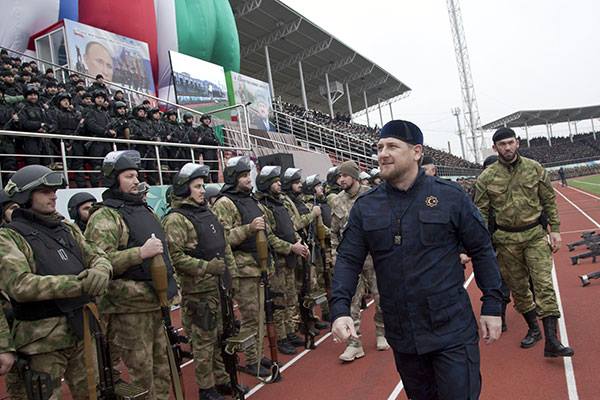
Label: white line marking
xmin=551 ymin=260 xmax=579 ymax=400
xmin=556 ymin=189 xmax=600 ymax=228
xmin=570 ymin=180 xmax=600 ymax=187
xmin=246 ymin=300 xmax=375 ymax=397
xmin=386 ymin=272 xmax=475 ymax=399
xmin=567 ymin=184 xmax=600 ymax=201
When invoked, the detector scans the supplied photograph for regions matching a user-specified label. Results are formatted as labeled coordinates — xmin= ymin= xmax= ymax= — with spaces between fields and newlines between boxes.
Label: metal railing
xmin=271 ymin=109 xmax=377 ymax=168
xmin=0 ymin=130 xmax=252 ymax=187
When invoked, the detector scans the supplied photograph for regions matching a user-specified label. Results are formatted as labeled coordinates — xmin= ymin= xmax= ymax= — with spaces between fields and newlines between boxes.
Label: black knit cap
xmin=492 ymin=127 xmax=516 ymax=143
xmin=379 ymin=120 xmax=423 ymax=145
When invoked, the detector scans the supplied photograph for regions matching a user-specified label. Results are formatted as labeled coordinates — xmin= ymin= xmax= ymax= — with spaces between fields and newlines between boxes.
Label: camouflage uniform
xmin=331 ymin=185 xmax=385 ymax=348
xmin=212 ymin=193 xmax=282 ymax=365
xmin=85 ymin=203 xmax=173 ymax=399
xmin=0 ymin=307 xmax=13 ymax=353
xmin=474 ymin=155 xmax=560 ymax=318
xmin=256 ymin=191 xmax=299 ymax=339
xmin=162 ymin=197 xmax=234 ymax=389
xmin=0 ymin=213 xmax=112 ymax=399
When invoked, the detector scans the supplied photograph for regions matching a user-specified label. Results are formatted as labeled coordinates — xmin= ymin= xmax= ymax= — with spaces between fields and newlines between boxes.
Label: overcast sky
xmin=280 ymin=0 xmax=600 ymax=160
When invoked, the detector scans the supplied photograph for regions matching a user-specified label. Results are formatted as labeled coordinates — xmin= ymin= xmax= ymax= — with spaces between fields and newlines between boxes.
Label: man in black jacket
xmin=84 ymin=90 xmax=113 ymax=186
xmin=198 ymin=115 xmax=219 ymax=183
xmin=17 ymin=85 xmax=50 ymax=166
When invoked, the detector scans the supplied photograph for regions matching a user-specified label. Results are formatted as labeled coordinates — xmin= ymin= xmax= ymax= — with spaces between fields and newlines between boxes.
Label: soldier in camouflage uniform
xmin=85 ymin=150 xmax=179 ymax=398
xmin=280 ymin=168 xmax=327 ymax=332
xmin=475 ymin=127 xmax=573 ymax=358
xmin=162 ymin=163 xmax=236 ymax=400
xmin=0 ymin=165 xmax=112 ymax=399
xmin=301 ymin=175 xmax=332 ymax=323
xmin=330 ymin=161 xmax=389 ymax=362
xmin=212 ymin=156 xmax=280 ymax=378
xmin=325 ymin=166 xmax=341 ymax=207
xmin=255 ymin=166 xmax=310 ymax=355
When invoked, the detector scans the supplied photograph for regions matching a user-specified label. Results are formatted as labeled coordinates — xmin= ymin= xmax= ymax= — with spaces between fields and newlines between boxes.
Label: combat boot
xmin=338 ymin=344 xmax=365 ymax=362
xmin=215 ymin=382 xmax=249 ymax=396
xmin=277 ymin=339 xmax=297 ymax=355
xmin=287 ymin=333 xmax=304 ymax=347
xmin=376 ymin=335 xmax=390 ymax=351
xmin=520 ymin=310 xmax=542 ymax=348
xmin=542 ymin=316 xmax=574 ymax=357
xmin=240 ymin=362 xmax=271 ymax=378
xmin=199 ymin=387 xmax=224 ymax=400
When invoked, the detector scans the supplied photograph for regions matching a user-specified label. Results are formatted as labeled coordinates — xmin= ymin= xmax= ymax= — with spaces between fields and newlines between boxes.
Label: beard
xmin=498 ymin=150 xmax=517 ymax=163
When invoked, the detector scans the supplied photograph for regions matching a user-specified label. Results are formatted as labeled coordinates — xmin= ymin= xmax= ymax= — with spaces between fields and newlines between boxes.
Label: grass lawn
xmin=568 ymin=174 xmax=600 ymax=195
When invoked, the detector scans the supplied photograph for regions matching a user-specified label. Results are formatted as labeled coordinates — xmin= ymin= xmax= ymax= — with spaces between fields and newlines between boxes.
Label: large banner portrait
xmin=63 ymin=19 xmax=155 ymax=104
xmin=169 ymin=50 xmax=228 ymax=115
xmin=226 ymin=71 xmax=272 ymax=131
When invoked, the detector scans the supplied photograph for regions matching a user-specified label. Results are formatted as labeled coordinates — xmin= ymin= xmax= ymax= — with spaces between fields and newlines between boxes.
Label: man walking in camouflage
xmin=331 ymin=161 xmax=389 ymax=362
xmin=475 ymin=127 xmax=573 ymax=357
xmin=85 ymin=150 xmax=179 ymax=397
xmin=0 ymin=165 xmax=112 ymax=398
xmin=162 ymin=163 xmax=233 ymax=400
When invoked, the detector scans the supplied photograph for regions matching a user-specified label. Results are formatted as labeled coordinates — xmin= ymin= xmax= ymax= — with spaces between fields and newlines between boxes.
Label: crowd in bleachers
xmin=275 ymin=101 xmax=481 ymax=169
xmin=549 ymin=163 xmax=600 ymax=181
xmin=519 ymin=132 xmax=600 ymax=165
xmin=0 ymin=50 xmax=221 ymax=187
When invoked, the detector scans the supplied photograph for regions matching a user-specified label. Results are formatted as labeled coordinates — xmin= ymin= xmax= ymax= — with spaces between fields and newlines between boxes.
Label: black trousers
xmin=393 ymin=341 xmax=481 ymax=400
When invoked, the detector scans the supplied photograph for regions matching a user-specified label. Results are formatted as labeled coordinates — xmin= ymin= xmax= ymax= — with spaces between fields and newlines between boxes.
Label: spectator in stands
xmin=89 ymin=74 xmax=109 ymax=96
xmin=39 ymin=81 xmax=59 ymax=109
xmin=110 ymin=89 xmax=127 ymax=116
xmin=129 ymin=105 xmax=157 ymax=184
xmin=163 ymin=109 xmax=186 ymax=172
xmin=1 ymin=70 xmax=21 ymax=96
xmin=17 ymin=85 xmax=51 ymax=166
xmin=0 ymin=86 xmax=17 ymax=182
xmin=197 ymin=114 xmax=220 ymax=183
xmin=85 ymin=90 xmax=113 ymax=186
xmin=40 ymin=68 xmax=57 ymax=87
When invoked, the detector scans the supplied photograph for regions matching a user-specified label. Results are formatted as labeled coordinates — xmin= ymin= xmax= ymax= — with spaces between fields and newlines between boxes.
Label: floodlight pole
xmin=524 ymin=122 xmax=530 ymax=147
xmin=345 ymin=82 xmax=353 ymax=122
xmin=325 ymin=72 xmax=334 ymax=117
xmin=264 ymin=45 xmax=275 ymax=98
xmin=377 ymin=99 xmax=384 ymax=127
xmin=545 ymin=122 xmax=553 ymax=147
xmin=591 ymin=118 xmax=597 ymax=141
xmin=363 ymin=91 xmax=370 ymax=127
xmin=298 ymin=61 xmax=308 ymax=110
xmin=452 ymin=107 xmax=467 ymax=160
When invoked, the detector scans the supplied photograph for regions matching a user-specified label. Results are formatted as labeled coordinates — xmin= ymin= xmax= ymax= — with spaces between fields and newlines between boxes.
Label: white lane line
xmin=551 ymin=260 xmax=579 ymax=400
xmin=570 ymin=180 xmax=600 ymax=187
xmin=386 ymin=272 xmax=475 ymax=400
xmin=246 ymin=299 xmax=376 ymax=398
xmin=556 ymin=189 xmax=600 ymax=228
xmin=567 ymin=184 xmax=600 ymax=201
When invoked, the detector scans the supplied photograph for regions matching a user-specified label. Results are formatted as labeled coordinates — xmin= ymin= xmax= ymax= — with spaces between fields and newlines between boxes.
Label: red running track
xmin=1 ymin=183 xmax=598 ymax=399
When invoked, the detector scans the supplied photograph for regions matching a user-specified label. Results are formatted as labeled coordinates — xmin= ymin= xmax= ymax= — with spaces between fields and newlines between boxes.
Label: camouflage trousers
xmin=105 ymin=311 xmax=171 ymax=399
xmin=7 ymin=342 xmax=90 ymax=400
xmin=348 ymin=256 xmax=385 ymax=348
xmin=233 ymin=277 xmax=264 ymax=365
xmin=496 ymin=236 xmax=560 ymax=318
xmin=182 ymin=291 xmax=228 ymax=389
xmin=314 ymin=248 xmax=331 ymax=318
xmin=271 ymin=265 xmax=297 ymax=338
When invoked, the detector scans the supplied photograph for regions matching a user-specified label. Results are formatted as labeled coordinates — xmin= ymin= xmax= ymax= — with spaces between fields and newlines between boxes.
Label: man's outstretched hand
xmin=332 ymin=316 xmax=359 ymax=343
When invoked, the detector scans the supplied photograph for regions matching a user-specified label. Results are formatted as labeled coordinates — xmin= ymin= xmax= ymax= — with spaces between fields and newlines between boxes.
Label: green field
xmin=569 ymin=174 xmax=600 ymax=195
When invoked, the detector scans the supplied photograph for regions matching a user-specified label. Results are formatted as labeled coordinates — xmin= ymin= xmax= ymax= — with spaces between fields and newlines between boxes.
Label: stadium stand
xmin=519 ymin=132 xmax=600 ymax=165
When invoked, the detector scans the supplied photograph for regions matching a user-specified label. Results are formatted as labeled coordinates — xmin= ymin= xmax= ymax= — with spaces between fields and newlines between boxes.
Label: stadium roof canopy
xmin=230 ymin=0 xmax=411 ymax=115
xmin=482 ymin=105 xmax=600 ymax=130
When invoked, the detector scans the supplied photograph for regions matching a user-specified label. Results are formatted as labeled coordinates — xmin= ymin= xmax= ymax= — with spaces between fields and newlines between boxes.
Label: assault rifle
xmin=217 ymin=253 xmax=256 ymax=399
xmin=256 ymin=229 xmax=282 ymax=382
xmin=567 ymin=231 xmax=600 ymax=252
xmin=150 ymin=251 xmax=186 ymax=400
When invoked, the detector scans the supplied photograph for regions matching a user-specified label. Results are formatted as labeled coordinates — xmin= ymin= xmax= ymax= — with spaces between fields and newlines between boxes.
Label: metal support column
xmin=345 ymin=82 xmax=353 ymax=122
xmin=298 ymin=61 xmax=308 ymax=110
xmin=325 ymin=72 xmax=334 ymax=117
xmin=363 ymin=91 xmax=370 ymax=127
xmin=545 ymin=122 xmax=553 ymax=147
xmin=452 ymin=108 xmax=466 ymax=160
xmin=389 ymin=103 xmax=394 ymax=120
xmin=264 ymin=45 xmax=275 ymax=99
xmin=377 ymin=99 xmax=384 ymax=128
xmin=524 ymin=122 xmax=530 ymax=147
xmin=591 ymin=118 xmax=597 ymax=141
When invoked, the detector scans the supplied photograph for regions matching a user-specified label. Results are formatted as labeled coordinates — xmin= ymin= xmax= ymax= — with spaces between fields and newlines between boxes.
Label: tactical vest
xmin=320 ymin=201 xmax=332 ymax=228
xmin=169 ymin=205 xmax=226 ymax=261
xmin=261 ymin=196 xmax=297 ymax=269
xmin=103 ymin=198 xmax=178 ymax=299
xmin=289 ymin=193 xmax=310 ymax=215
xmin=221 ymin=192 xmax=263 ymax=254
xmin=7 ymin=216 xmax=91 ymax=339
